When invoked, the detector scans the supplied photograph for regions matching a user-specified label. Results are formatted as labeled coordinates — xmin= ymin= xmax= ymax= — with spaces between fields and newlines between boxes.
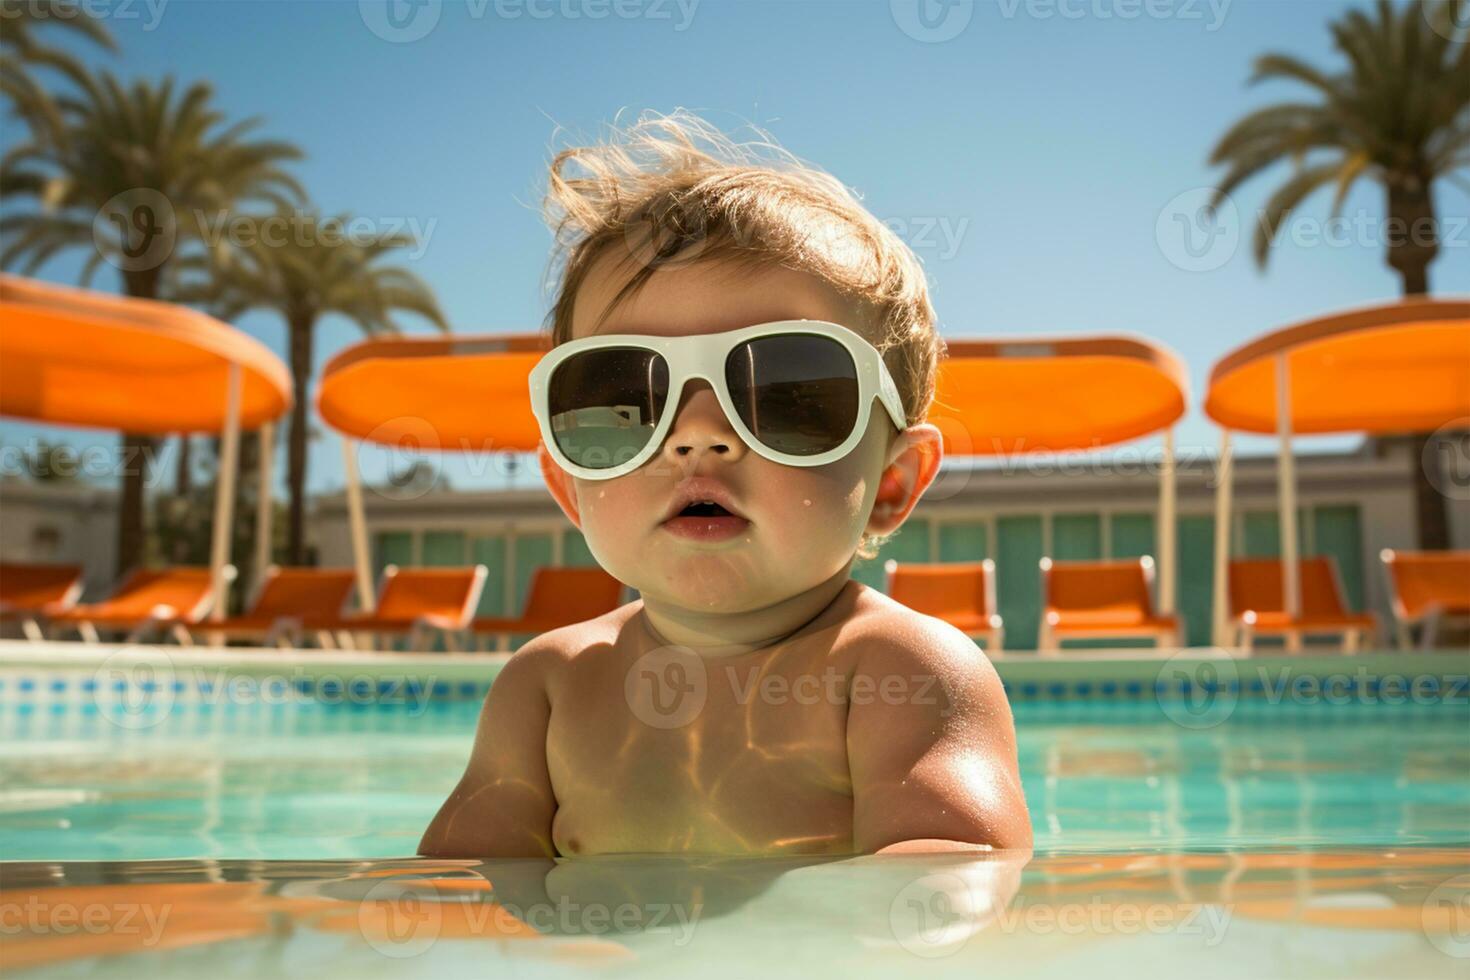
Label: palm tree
xmin=1208 ymin=0 xmax=1469 ymax=548
xmin=195 ymin=211 xmax=449 ymax=563
xmin=0 ymin=0 xmax=115 ymax=138
xmin=0 ymin=70 xmax=303 ymax=575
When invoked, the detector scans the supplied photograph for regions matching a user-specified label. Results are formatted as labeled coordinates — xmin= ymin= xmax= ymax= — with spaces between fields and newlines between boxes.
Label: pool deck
xmin=3 ymin=847 xmax=1467 ymax=977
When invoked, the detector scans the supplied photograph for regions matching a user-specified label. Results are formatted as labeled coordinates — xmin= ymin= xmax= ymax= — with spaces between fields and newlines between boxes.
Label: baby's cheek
xmin=776 ymin=475 xmax=870 ymax=545
xmin=573 ymin=482 xmax=633 ymax=559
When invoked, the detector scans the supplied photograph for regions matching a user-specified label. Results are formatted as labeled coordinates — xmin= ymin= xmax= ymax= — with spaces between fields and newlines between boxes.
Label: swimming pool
xmin=2 ymin=698 xmax=1467 ymax=861
xmin=3 ymin=648 xmax=1469 ymax=977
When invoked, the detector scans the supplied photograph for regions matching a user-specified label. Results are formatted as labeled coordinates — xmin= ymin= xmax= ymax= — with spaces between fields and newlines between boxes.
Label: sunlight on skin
xmin=420 ymin=250 xmax=1030 ymax=861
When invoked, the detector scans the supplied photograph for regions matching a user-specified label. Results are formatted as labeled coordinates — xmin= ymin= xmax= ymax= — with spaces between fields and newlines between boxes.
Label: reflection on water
xmin=3 ymin=849 xmax=1467 ymax=978
xmin=1 ymin=700 xmax=1466 ymax=860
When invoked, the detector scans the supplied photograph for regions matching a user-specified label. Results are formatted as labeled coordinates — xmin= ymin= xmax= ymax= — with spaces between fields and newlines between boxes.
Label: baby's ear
xmin=867 ymin=424 xmax=943 ymax=536
xmin=538 ymin=442 xmax=582 ymax=529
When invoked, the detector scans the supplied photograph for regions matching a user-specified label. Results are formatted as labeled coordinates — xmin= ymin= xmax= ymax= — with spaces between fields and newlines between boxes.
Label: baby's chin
xmin=629 ymin=539 xmax=775 ymax=611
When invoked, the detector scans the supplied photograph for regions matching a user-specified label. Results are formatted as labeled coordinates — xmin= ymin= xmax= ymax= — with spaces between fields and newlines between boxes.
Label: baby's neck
xmin=637 ymin=569 xmax=855 ymax=658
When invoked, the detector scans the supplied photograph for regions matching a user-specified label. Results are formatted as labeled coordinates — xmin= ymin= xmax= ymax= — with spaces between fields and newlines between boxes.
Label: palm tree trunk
xmin=286 ymin=313 xmax=315 ymax=564
xmin=115 ymin=265 xmax=165 ymax=577
xmin=1388 ymin=177 xmax=1450 ymax=551
xmin=1386 ymin=175 xmax=1438 ymax=294
xmin=175 ymin=436 xmax=192 ymax=496
xmin=167 ymin=435 xmax=193 ymax=563
xmin=116 ymin=432 xmax=153 ymax=576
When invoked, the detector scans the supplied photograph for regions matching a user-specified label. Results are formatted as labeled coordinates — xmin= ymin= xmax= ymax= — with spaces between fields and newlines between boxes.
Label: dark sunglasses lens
xmin=548 ymin=347 xmax=669 ymax=470
xmin=725 ymin=334 xmax=860 ymax=457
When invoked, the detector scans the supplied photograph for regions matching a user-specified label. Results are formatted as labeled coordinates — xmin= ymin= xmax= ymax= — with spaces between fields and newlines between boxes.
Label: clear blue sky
xmin=4 ymin=0 xmax=1467 ymax=494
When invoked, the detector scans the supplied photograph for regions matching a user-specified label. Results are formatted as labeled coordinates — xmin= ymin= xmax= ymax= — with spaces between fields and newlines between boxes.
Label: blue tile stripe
xmin=3 ymin=668 xmax=1465 ymax=709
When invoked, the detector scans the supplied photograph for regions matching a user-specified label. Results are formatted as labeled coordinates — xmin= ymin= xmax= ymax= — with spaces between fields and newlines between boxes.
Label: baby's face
xmin=542 ymin=255 xmax=933 ymax=614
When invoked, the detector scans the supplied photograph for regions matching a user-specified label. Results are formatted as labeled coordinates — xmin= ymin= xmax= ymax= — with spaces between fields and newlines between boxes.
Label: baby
xmin=420 ymin=111 xmax=1030 ymax=858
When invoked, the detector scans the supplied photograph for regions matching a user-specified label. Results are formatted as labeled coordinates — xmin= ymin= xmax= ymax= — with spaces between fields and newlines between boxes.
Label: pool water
xmin=1 ymin=700 xmax=1466 ymax=861
xmin=3 ymin=697 xmax=1469 ymax=978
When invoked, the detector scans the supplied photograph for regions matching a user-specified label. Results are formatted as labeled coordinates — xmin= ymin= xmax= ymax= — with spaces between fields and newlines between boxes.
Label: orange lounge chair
xmin=883 ymin=559 xmax=1004 ymax=650
xmin=472 ymin=566 xmax=627 ymax=652
xmin=1038 ymin=556 xmax=1181 ymax=653
xmin=1227 ymin=557 xmax=1377 ymax=652
xmin=0 ymin=562 xmax=84 ymax=641
xmin=1380 ymin=549 xmax=1470 ymax=649
xmin=47 ymin=566 xmax=229 ymax=644
xmin=302 ymin=565 xmax=487 ymax=653
xmin=187 ymin=566 xmax=358 ymax=647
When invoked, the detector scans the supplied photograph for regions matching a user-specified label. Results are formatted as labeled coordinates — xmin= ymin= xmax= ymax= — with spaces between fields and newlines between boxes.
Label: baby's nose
xmin=661 ymin=380 xmax=746 ymax=461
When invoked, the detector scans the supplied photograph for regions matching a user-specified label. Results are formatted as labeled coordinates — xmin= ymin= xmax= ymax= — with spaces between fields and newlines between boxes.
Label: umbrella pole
xmin=1158 ymin=426 xmax=1177 ymax=617
xmin=1211 ymin=429 xmax=1233 ymax=647
xmin=253 ymin=421 xmax=274 ymax=595
xmin=1276 ymin=354 xmax=1302 ymax=641
xmin=342 ymin=437 xmax=375 ymax=612
xmin=208 ymin=363 xmax=243 ymax=630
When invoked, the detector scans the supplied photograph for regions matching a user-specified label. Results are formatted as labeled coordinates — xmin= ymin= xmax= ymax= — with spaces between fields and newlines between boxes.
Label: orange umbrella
xmin=316 ymin=333 xmax=548 ymax=609
xmin=0 ymin=274 xmax=293 ymax=617
xmin=931 ymin=334 xmax=1188 ymax=455
xmin=1202 ymin=297 xmax=1470 ymax=642
xmin=0 ymin=273 xmax=290 ymax=433
xmin=318 ymin=333 xmax=549 ymax=451
xmin=1206 ymin=298 xmax=1470 ymax=435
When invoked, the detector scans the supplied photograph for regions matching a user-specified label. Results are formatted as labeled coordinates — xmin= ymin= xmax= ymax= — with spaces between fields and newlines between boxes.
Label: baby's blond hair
xmin=540 ymin=109 xmax=942 ymax=562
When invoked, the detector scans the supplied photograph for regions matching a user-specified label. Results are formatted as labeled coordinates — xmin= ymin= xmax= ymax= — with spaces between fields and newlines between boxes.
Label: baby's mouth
xmin=660 ymin=502 xmax=752 ymax=541
xmin=675 ymin=501 xmax=735 ymax=519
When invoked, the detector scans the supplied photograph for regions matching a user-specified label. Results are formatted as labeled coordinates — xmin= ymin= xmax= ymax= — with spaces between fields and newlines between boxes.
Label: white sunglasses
xmin=528 ymin=319 xmax=908 ymax=481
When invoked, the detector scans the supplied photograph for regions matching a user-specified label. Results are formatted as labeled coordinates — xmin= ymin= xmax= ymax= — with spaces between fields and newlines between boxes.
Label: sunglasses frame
xmin=529 ymin=319 xmax=909 ymax=481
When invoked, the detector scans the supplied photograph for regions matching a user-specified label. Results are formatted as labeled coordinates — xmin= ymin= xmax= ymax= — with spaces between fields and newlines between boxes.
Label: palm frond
xmin=1251 ymin=162 xmax=1345 ymax=267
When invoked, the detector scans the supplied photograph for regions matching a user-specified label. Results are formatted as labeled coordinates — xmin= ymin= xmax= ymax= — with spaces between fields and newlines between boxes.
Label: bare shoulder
xmin=493 ymin=601 xmax=641 ymax=682
xmin=841 ymin=582 xmax=1006 ymax=702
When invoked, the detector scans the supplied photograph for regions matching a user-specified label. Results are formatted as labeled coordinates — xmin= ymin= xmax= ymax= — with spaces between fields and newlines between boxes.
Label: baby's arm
xmin=846 ymin=621 xmax=1032 ymax=854
xmin=418 ymin=639 xmax=560 ymax=858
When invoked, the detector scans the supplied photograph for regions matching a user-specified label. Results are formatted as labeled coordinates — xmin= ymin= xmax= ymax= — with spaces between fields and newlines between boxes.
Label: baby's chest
xmin=545 ymin=660 xmax=857 ymax=854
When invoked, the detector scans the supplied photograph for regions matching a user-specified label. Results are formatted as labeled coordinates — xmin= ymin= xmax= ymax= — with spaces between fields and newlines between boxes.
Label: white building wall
xmin=0 ymin=478 xmax=118 ymax=598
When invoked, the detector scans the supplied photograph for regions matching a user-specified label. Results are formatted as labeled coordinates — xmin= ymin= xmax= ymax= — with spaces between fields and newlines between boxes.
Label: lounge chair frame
xmin=883 ymin=559 xmax=1005 ymax=651
xmin=1037 ymin=555 xmax=1180 ymax=653
xmin=471 ymin=566 xmax=628 ymax=652
xmin=185 ymin=565 xmax=358 ymax=648
xmin=1228 ymin=556 xmax=1377 ymax=653
xmin=50 ymin=566 xmax=235 ymax=644
xmin=0 ymin=562 xmax=85 ymax=642
xmin=1379 ymin=548 xmax=1470 ymax=650
xmin=309 ymin=564 xmax=488 ymax=653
